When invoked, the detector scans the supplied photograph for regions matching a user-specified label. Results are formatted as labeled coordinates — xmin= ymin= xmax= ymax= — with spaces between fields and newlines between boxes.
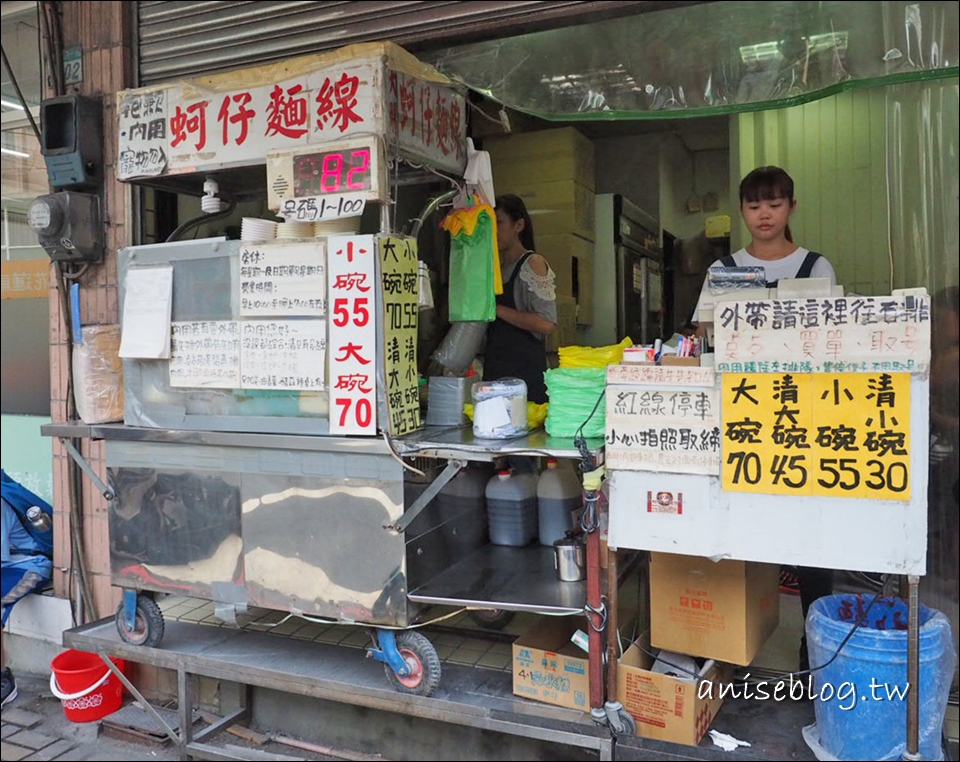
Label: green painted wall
xmin=733 ymin=87 xmax=890 ymax=296
xmin=1 ymin=414 xmax=53 ymax=503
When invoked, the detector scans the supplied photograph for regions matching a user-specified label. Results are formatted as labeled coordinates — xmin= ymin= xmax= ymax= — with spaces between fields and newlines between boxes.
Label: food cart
xmin=45 ymin=42 xmax=628 ymax=735
xmin=603 ymin=283 xmax=944 ymax=758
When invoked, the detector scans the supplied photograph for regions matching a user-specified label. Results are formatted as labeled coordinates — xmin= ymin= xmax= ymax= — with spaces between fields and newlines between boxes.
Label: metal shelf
xmin=409 ymin=545 xmax=585 ymax=615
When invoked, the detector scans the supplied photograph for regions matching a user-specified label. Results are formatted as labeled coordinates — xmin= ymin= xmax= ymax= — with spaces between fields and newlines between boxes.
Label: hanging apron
xmin=483 ymin=251 xmax=549 ymax=404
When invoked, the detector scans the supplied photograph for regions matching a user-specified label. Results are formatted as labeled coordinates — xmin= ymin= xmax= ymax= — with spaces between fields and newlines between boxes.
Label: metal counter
xmin=396 ymin=424 xmax=604 ymax=463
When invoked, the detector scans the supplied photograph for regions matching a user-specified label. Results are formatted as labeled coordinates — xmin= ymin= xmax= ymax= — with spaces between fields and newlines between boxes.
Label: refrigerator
xmin=579 ymin=194 xmax=663 ymax=347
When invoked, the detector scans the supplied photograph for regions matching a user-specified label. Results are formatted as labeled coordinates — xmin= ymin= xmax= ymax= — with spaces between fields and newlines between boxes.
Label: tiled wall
xmin=50 ymin=1 xmax=134 ymax=619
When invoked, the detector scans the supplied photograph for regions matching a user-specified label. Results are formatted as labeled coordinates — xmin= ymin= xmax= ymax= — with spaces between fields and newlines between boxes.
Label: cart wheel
xmin=116 ymin=595 xmax=165 ymax=647
xmin=613 ymin=708 xmax=637 ymax=737
xmin=383 ymin=632 xmax=441 ymax=697
xmin=469 ymin=609 xmax=515 ymax=630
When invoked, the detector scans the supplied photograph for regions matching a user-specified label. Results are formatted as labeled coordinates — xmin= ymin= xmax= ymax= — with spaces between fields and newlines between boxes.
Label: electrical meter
xmin=28 ymin=192 xmax=104 ymax=263
xmin=266 ymin=136 xmax=384 ymax=220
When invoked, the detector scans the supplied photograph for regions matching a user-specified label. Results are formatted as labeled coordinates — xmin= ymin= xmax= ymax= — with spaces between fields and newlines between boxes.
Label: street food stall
xmin=40 ymin=42 xmax=637 ymax=755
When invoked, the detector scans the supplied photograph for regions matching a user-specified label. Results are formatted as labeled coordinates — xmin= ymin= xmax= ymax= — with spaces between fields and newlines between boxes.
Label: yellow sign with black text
xmin=722 ymin=373 xmax=910 ymax=501
xmin=380 ymin=236 xmax=420 ymax=436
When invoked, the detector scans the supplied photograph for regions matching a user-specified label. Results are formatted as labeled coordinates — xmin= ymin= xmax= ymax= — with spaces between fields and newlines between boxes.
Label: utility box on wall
xmin=40 ymin=94 xmax=102 ymax=190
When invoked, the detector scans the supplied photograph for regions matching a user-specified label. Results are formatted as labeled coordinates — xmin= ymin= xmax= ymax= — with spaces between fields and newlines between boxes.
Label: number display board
xmin=721 ymin=372 xmax=911 ymax=501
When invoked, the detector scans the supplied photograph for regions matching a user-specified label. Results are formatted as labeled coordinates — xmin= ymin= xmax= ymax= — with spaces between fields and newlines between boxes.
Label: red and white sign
xmin=388 ymin=71 xmax=467 ymax=174
xmin=327 ymin=235 xmax=378 ymax=435
xmin=120 ymin=61 xmax=382 ymax=180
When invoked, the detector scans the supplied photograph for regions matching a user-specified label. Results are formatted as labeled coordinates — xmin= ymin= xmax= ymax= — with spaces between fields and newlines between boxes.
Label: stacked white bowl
xmin=240 ymin=218 xmax=277 ymax=242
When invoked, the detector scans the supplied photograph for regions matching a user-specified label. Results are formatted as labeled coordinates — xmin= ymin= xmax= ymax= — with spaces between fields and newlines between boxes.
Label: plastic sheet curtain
xmin=428 ymin=1 xmax=958 ymax=119
xmin=887 ymin=76 xmax=960 ymax=689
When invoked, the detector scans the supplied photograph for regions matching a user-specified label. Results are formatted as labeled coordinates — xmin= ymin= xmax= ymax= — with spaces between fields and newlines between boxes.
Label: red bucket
xmin=50 ymin=650 xmax=127 ymax=722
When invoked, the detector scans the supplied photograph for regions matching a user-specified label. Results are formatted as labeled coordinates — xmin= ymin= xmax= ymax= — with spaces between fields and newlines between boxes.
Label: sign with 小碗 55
xmin=721 ymin=372 xmax=911 ymax=501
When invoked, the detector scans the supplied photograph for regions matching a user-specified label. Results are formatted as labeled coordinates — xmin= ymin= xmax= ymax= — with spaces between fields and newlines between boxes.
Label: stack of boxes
xmin=484 ymin=128 xmax=596 ymax=351
xmin=511 ymin=552 xmax=782 ymax=747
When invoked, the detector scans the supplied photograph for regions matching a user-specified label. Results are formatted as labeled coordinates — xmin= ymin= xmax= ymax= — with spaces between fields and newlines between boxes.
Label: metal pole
xmin=585 ymin=490 xmax=605 ymax=718
xmin=606 ymin=544 xmax=619 ymax=701
xmin=902 ymin=575 xmax=921 ymax=761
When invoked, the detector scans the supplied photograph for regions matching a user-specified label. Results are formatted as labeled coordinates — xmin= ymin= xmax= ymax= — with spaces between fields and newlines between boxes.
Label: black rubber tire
xmin=383 ymin=632 xmax=442 ymax=697
xmin=616 ymin=708 xmax=637 ymax=737
xmin=116 ymin=595 xmax=165 ymax=648
xmin=469 ymin=608 xmax=516 ymax=630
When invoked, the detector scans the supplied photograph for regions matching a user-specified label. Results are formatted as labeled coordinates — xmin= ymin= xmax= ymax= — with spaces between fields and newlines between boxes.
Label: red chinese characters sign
xmin=327 ymin=235 xmax=378 ymax=435
xmin=119 ymin=55 xmax=467 ymax=180
xmin=388 ymin=72 xmax=466 ymax=174
xmin=121 ymin=61 xmax=381 ymax=180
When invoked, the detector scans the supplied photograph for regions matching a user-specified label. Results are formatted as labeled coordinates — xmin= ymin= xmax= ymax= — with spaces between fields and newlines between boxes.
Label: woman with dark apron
xmin=482 ymin=195 xmax=558 ymax=404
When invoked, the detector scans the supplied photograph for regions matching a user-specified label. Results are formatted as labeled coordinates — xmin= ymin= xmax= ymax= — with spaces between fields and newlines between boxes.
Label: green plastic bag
xmin=448 ymin=209 xmax=496 ymax=322
xmin=544 ymin=367 xmax=606 ymax=438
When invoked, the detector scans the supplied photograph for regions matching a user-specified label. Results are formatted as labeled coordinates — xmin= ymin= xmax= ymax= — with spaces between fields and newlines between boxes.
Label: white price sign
xmin=278 ymin=195 xmax=366 ymax=222
xmin=327 ymin=235 xmax=378 ymax=435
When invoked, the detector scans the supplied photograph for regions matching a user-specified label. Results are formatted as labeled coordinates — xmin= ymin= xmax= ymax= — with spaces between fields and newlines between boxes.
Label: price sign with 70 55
xmin=721 ymin=373 xmax=910 ymax=501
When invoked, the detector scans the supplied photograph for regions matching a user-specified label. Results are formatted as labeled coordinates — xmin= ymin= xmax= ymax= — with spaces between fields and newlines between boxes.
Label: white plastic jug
xmin=537 ymin=458 xmax=581 ymax=546
xmin=485 ymin=469 xmax=538 ymax=546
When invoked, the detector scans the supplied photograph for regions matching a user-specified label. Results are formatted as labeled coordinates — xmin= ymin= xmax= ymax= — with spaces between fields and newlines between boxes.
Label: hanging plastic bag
xmin=442 ymin=200 xmax=501 ymax=322
xmin=558 ymin=337 xmax=633 ymax=369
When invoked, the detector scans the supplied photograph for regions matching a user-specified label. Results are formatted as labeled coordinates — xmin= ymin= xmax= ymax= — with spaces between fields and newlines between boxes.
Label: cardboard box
xmin=497 ymin=180 xmax=596 ymax=241
xmin=546 ymin=295 xmax=578 ymax=353
xmin=660 ymin=356 xmax=700 ymax=366
xmin=537 ymin=233 xmax=593 ymax=323
xmin=512 ymin=619 xmax=590 ymax=710
xmin=649 ymin=552 xmax=780 ymax=666
xmin=485 ymin=127 xmax=595 ymax=190
xmin=618 ymin=632 xmax=732 ymax=746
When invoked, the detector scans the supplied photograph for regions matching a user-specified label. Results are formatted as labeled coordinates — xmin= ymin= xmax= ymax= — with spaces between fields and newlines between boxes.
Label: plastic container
xmin=485 ymin=470 xmax=538 ymax=546
xmin=437 ymin=467 xmax=489 ymax=518
xmin=50 ymin=650 xmax=127 ymax=722
xmin=472 ymin=378 xmax=528 ymax=439
xmin=426 ymin=377 xmax=477 ymax=426
xmin=537 ymin=458 xmax=581 ymax=546
xmin=806 ymin=595 xmax=957 ymax=761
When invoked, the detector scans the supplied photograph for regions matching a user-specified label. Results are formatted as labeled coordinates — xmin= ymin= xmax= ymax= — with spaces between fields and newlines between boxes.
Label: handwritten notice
xmin=239 ymin=320 xmax=325 ymax=390
xmin=714 ymin=295 xmax=931 ymax=374
xmin=327 ymin=235 xmax=377 ymax=435
xmin=169 ymin=321 xmax=240 ymax=388
xmin=118 ymin=90 xmax=167 ymax=179
xmin=605 ymin=383 xmax=720 ymax=475
xmin=606 ymin=364 xmax=715 ymax=387
xmin=119 ymin=265 xmax=173 ymax=359
xmin=380 ymin=237 xmax=420 ymax=435
xmin=239 ymin=242 xmax=326 ymax=317
xmin=722 ymin=372 xmax=911 ymax=500
xmin=279 ymin=194 xmax=366 ymax=222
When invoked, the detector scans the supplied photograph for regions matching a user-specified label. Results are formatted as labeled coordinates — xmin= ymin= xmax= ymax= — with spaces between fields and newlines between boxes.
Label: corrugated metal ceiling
xmin=138 ymin=1 xmax=702 ymax=83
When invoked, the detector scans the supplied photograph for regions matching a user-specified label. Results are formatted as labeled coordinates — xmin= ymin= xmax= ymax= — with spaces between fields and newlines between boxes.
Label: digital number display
xmin=293 ymin=148 xmax=371 ymax=197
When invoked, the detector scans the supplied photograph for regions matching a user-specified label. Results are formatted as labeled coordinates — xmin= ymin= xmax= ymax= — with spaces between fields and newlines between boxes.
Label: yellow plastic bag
xmin=558 ymin=337 xmax=633 ymax=369
xmin=464 ymin=401 xmax=548 ymax=428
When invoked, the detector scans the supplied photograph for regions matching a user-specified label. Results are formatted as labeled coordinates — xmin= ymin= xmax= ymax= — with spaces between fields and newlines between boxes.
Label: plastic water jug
xmin=485 ymin=469 xmax=538 ymax=546
xmin=437 ymin=467 xmax=489 ymax=517
xmin=537 ymin=458 xmax=581 ymax=546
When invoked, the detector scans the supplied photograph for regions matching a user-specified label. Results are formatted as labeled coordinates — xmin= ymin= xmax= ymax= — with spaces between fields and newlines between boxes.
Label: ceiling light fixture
xmin=1 ymin=146 xmax=30 ymax=158
xmin=0 ymin=98 xmax=26 ymax=110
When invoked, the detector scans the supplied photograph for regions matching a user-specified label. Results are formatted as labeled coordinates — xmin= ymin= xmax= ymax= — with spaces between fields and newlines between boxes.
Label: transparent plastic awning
xmin=428 ymin=0 xmax=959 ymax=119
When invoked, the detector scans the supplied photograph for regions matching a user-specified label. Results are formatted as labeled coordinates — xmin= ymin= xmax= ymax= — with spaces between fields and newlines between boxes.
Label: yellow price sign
xmin=722 ymin=373 xmax=910 ymax=501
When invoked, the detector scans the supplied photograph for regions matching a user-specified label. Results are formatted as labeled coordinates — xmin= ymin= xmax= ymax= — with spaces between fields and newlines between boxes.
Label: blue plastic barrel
xmin=806 ymin=594 xmax=956 ymax=761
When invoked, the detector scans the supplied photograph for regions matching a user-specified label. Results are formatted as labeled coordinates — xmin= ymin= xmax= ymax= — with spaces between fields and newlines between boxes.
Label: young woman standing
xmin=482 ymin=195 xmax=558 ymax=405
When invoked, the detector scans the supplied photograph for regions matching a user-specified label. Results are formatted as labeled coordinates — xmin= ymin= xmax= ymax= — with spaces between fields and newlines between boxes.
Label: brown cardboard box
xmin=513 ymin=619 xmax=590 ymax=711
xmin=618 ymin=632 xmax=733 ymax=746
xmin=649 ymin=552 xmax=780 ymax=666
xmin=485 ymin=127 xmax=595 ymax=190
xmin=546 ymin=295 xmax=578 ymax=353
xmin=660 ymin=356 xmax=700 ymax=366
xmin=537 ymin=233 xmax=593 ymax=323
xmin=497 ymin=180 xmax=596 ymax=241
